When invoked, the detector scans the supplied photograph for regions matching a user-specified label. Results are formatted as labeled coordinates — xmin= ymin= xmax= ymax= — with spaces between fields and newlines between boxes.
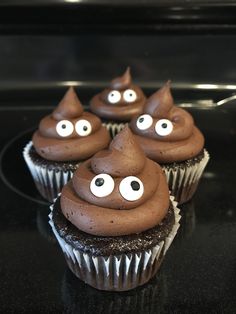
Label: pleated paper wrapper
xmin=162 ymin=149 xmax=210 ymax=205
xmin=49 ymin=196 xmax=180 ymax=292
xmin=102 ymin=122 xmax=126 ymax=138
xmin=23 ymin=141 xmax=78 ymax=203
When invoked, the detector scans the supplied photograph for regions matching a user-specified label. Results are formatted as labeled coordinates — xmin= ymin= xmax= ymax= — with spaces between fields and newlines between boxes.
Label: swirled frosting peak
xmin=90 ymin=68 xmax=146 ymax=121
xmin=32 ymin=87 xmax=111 ymax=161
xmin=129 ymin=82 xmax=205 ymax=163
xmin=52 ymin=87 xmax=83 ymax=120
xmin=110 ymin=67 xmax=131 ymax=90
xmin=91 ymin=126 xmax=146 ymax=177
xmin=60 ymin=126 xmax=170 ymax=236
xmin=145 ymin=80 xmax=173 ymax=118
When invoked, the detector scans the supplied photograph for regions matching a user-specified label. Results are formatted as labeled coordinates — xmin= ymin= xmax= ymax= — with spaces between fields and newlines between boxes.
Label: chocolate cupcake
xmin=129 ymin=81 xmax=209 ymax=205
xmin=49 ymin=127 xmax=180 ymax=291
xmin=23 ymin=87 xmax=111 ymax=202
xmin=90 ymin=67 xmax=146 ymax=138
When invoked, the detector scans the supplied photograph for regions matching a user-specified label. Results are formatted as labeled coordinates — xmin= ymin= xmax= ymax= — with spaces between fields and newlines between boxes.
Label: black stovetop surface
xmin=0 ymin=88 xmax=236 ymax=313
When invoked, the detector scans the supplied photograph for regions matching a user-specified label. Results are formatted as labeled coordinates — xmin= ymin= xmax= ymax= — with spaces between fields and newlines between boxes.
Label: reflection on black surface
xmin=178 ymin=200 xmax=196 ymax=239
xmin=37 ymin=207 xmax=56 ymax=243
xmin=62 ymin=268 xmax=167 ymax=314
xmin=0 ymin=128 xmax=49 ymax=205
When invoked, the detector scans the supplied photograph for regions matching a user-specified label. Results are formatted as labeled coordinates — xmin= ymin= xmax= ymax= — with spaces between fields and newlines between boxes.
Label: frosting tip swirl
xmin=111 ymin=67 xmax=131 ymax=90
xmin=144 ymin=80 xmax=174 ymax=118
xmin=52 ymin=86 xmax=83 ymax=120
xmin=91 ymin=126 xmax=146 ymax=176
xmin=110 ymin=126 xmax=145 ymax=159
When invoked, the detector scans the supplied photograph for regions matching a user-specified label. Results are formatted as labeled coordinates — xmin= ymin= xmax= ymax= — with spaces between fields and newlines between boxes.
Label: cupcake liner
xmin=162 ymin=149 xmax=210 ymax=205
xmin=49 ymin=196 xmax=180 ymax=292
xmin=102 ymin=122 xmax=127 ymax=138
xmin=23 ymin=141 xmax=78 ymax=203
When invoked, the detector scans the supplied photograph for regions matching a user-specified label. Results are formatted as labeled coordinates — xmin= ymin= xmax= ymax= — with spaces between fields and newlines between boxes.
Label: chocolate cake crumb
xmin=52 ymin=198 xmax=175 ymax=257
xmin=28 ymin=145 xmax=79 ymax=171
xmin=162 ymin=149 xmax=205 ymax=171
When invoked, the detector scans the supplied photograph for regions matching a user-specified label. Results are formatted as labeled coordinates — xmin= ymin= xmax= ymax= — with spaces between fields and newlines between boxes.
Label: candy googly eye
xmin=155 ymin=119 xmax=173 ymax=136
xmin=108 ymin=90 xmax=121 ymax=104
xmin=75 ymin=119 xmax=92 ymax=137
xmin=56 ymin=120 xmax=74 ymax=137
xmin=119 ymin=176 xmax=144 ymax=201
xmin=90 ymin=174 xmax=115 ymax=197
xmin=136 ymin=114 xmax=153 ymax=130
xmin=123 ymin=89 xmax=137 ymax=103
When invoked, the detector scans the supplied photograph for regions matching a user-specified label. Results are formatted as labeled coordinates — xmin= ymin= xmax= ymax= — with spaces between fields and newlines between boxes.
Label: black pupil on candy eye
xmin=139 ymin=117 xmax=144 ymax=123
xmin=62 ymin=124 xmax=66 ymax=129
xmin=162 ymin=123 xmax=167 ymax=129
xmin=131 ymin=181 xmax=140 ymax=191
xmin=95 ymin=178 xmax=104 ymax=187
xmin=83 ymin=126 xmax=88 ymax=131
xmin=129 ymin=93 xmax=132 ymax=97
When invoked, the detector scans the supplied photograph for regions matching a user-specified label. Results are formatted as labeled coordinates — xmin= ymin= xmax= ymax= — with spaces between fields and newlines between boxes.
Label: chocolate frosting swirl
xmin=90 ymin=67 xmax=146 ymax=121
xmin=52 ymin=86 xmax=83 ymax=120
xmin=33 ymin=87 xmax=111 ymax=161
xmin=60 ymin=126 xmax=170 ymax=236
xmin=111 ymin=67 xmax=131 ymax=90
xmin=129 ymin=82 xmax=204 ymax=163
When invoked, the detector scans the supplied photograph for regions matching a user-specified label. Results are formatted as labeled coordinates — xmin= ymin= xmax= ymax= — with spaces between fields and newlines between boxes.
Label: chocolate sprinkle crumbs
xmin=162 ymin=149 xmax=205 ymax=171
xmin=52 ymin=198 xmax=175 ymax=257
xmin=29 ymin=145 xmax=80 ymax=172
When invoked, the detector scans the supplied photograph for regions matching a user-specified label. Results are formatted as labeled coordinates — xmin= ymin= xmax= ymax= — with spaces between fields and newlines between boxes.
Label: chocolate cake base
xmin=49 ymin=197 xmax=180 ymax=291
xmin=52 ymin=198 xmax=175 ymax=256
xmin=162 ymin=149 xmax=210 ymax=205
xmin=23 ymin=141 xmax=80 ymax=202
xmin=28 ymin=145 xmax=79 ymax=172
xmin=161 ymin=149 xmax=206 ymax=170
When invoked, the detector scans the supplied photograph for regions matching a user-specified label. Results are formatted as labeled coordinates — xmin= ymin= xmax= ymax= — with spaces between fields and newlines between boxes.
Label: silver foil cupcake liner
xmin=49 ymin=196 xmax=180 ymax=292
xmin=162 ymin=149 xmax=210 ymax=205
xmin=102 ymin=122 xmax=127 ymax=138
xmin=23 ymin=141 xmax=78 ymax=203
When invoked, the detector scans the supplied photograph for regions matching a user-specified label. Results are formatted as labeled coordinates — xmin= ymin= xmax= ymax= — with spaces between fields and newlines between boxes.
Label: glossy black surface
xmin=0 ymin=91 xmax=236 ymax=313
xmin=2 ymin=35 xmax=236 ymax=92
xmin=2 ymin=1 xmax=236 ymax=34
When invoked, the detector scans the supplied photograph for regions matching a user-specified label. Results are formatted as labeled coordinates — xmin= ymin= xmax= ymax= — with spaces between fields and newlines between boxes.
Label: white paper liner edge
xmin=162 ymin=149 xmax=210 ymax=204
xmin=23 ymin=141 xmax=76 ymax=202
xmin=102 ymin=122 xmax=127 ymax=138
xmin=49 ymin=197 xmax=180 ymax=291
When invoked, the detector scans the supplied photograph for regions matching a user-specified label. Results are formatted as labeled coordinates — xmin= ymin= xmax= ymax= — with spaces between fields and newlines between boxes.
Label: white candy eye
xmin=75 ymin=119 xmax=92 ymax=137
xmin=123 ymin=89 xmax=137 ymax=102
xmin=155 ymin=119 xmax=173 ymax=136
xmin=90 ymin=174 xmax=115 ymax=197
xmin=119 ymin=176 xmax=144 ymax=201
xmin=108 ymin=90 xmax=121 ymax=104
xmin=136 ymin=114 xmax=153 ymax=130
xmin=56 ymin=120 xmax=74 ymax=137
